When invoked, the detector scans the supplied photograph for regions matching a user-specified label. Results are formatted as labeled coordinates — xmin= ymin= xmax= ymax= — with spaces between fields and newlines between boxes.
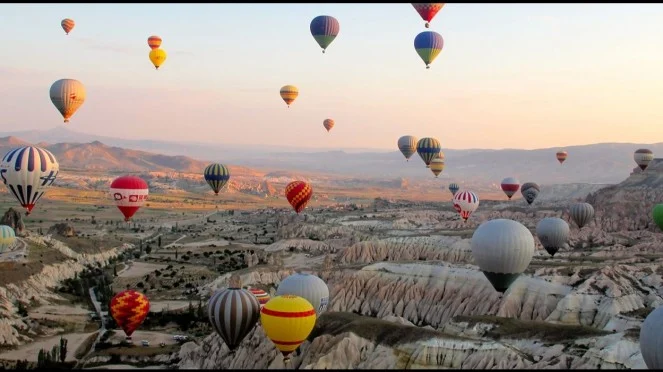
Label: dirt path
xmin=0 ymin=332 xmax=96 ymax=362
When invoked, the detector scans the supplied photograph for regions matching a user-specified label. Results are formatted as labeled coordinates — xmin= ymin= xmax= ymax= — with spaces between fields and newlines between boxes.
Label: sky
xmin=0 ymin=3 xmax=662 ymax=151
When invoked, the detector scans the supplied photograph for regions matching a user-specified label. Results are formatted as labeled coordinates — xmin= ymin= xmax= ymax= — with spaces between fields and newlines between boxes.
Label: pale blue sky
xmin=0 ymin=3 xmax=662 ymax=150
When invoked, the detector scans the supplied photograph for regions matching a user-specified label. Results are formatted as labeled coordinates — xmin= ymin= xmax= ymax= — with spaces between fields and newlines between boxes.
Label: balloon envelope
xmin=280 ymin=85 xmax=299 ymax=107
xmin=310 ymin=15 xmax=340 ymax=53
xmin=521 ymin=182 xmax=540 ymax=205
xmin=208 ymin=287 xmax=261 ymax=350
xmin=61 ymin=18 xmax=75 ymax=34
xmin=448 ymin=183 xmax=459 ymax=196
xmin=109 ymin=290 xmax=150 ymax=339
xmin=323 ymin=119 xmax=335 ymax=132
xmin=414 ymin=31 xmax=444 ymax=68
xmin=285 ymin=181 xmax=312 ymax=214
xmin=260 ymin=295 xmax=316 ymax=361
xmin=640 ymin=306 xmax=663 ymax=369
xmin=50 ymin=79 xmax=86 ymax=123
xmin=570 ymin=202 xmax=595 ymax=229
xmin=149 ymin=49 xmax=167 ymax=69
xmin=275 ymin=273 xmax=330 ymax=315
xmin=452 ymin=190 xmax=479 ymax=221
xmin=556 ymin=150 xmax=568 ymax=164
xmin=416 ymin=137 xmax=441 ymax=168
xmin=429 ymin=158 xmax=445 ymax=177
xmin=500 ymin=177 xmax=520 ymax=200
xmin=634 ymin=149 xmax=654 ymax=171
xmin=397 ymin=135 xmax=418 ymax=161
xmin=147 ymin=35 xmax=162 ymax=50
xmin=535 ymin=217 xmax=570 ymax=256
xmin=204 ymin=163 xmax=230 ymax=195
xmin=110 ymin=176 xmax=149 ymax=222
xmin=0 ymin=225 xmax=16 ymax=253
xmin=411 ymin=3 xmax=445 ymax=28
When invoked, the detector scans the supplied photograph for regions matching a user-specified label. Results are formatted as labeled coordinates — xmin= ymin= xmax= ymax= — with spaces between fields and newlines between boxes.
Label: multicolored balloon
xmin=323 ymin=119 xmax=335 ymax=133
xmin=416 ymin=137 xmax=441 ymax=168
xmin=556 ymin=150 xmax=568 ymax=164
xmin=285 ymin=181 xmax=312 ymax=214
xmin=204 ymin=163 xmax=230 ymax=195
xmin=452 ymin=190 xmax=479 ymax=222
xmin=109 ymin=290 xmax=150 ymax=340
xmin=149 ymin=49 xmax=167 ymax=70
xmin=500 ymin=177 xmax=520 ymax=200
xmin=430 ymin=157 xmax=445 ymax=177
xmin=110 ymin=176 xmax=149 ymax=222
xmin=208 ymin=287 xmax=261 ymax=351
xmin=521 ymin=182 xmax=540 ymax=205
xmin=0 ymin=225 xmax=16 ymax=254
xmin=0 ymin=146 xmax=59 ymax=215
xmin=260 ymin=295 xmax=317 ymax=362
xmin=310 ymin=15 xmax=340 ymax=54
xmin=61 ymin=19 xmax=75 ymax=35
xmin=147 ymin=35 xmax=162 ymax=50
xmin=634 ymin=149 xmax=654 ymax=171
xmin=448 ymin=182 xmax=459 ymax=197
xmin=248 ymin=288 xmax=271 ymax=309
xmin=411 ymin=3 xmax=445 ymax=28
xmin=50 ymin=79 xmax=86 ymax=124
xmin=280 ymin=85 xmax=299 ymax=108
xmin=414 ymin=31 xmax=444 ymax=69
xmin=397 ymin=135 xmax=418 ymax=161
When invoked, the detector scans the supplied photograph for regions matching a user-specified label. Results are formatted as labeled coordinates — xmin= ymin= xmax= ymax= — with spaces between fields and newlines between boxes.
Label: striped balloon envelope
xmin=414 ymin=31 xmax=444 ymax=69
xmin=411 ymin=3 xmax=445 ymax=28
xmin=0 ymin=146 xmax=59 ymax=215
xmin=147 ymin=35 xmax=162 ymax=50
xmin=109 ymin=290 xmax=150 ymax=340
xmin=310 ymin=15 xmax=340 ymax=53
xmin=556 ymin=150 xmax=568 ymax=164
xmin=279 ymin=85 xmax=299 ymax=107
xmin=203 ymin=163 xmax=230 ymax=195
xmin=208 ymin=287 xmax=261 ymax=351
xmin=248 ymin=288 xmax=271 ymax=308
xmin=110 ymin=176 xmax=149 ymax=222
xmin=500 ymin=177 xmax=520 ymax=200
xmin=397 ymin=135 xmax=418 ymax=161
xmin=448 ymin=182 xmax=460 ymax=197
xmin=260 ymin=295 xmax=317 ymax=362
xmin=49 ymin=79 xmax=86 ymax=124
xmin=61 ymin=18 xmax=75 ymax=35
xmin=0 ymin=225 xmax=16 ymax=253
xmin=323 ymin=119 xmax=335 ymax=133
xmin=416 ymin=137 xmax=441 ymax=168
xmin=452 ymin=190 xmax=480 ymax=222
xmin=285 ymin=181 xmax=312 ymax=214
xmin=429 ymin=158 xmax=445 ymax=177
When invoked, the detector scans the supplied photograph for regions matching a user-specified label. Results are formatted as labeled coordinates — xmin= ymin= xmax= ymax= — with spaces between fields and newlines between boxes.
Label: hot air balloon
xmin=61 ymin=18 xmax=75 ymax=35
xmin=653 ymin=204 xmax=663 ymax=232
xmin=276 ymin=273 xmax=330 ymax=315
xmin=500 ymin=177 xmax=520 ymax=200
xmin=634 ymin=149 xmax=654 ymax=171
xmin=248 ymin=288 xmax=271 ymax=309
xmin=416 ymin=137 xmax=441 ymax=168
xmin=109 ymin=290 xmax=150 ymax=340
xmin=0 ymin=146 xmax=59 ymax=215
xmin=535 ymin=217 xmax=569 ymax=256
xmin=452 ymin=190 xmax=479 ymax=222
xmin=640 ymin=306 xmax=663 ymax=369
xmin=149 ymin=48 xmax=167 ymax=70
xmin=208 ymin=287 xmax=261 ymax=351
xmin=0 ymin=225 xmax=16 ymax=254
xmin=448 ymin=183 xmax=459 ymax=197
xmin=110 ymin=176 xmax=149 ymax=222
xmin=556 ymin=150 xmax=568 ymax=164
xmin=147 ymin=35 xmax=162 ymax=50
xmin=397 ymin=135 xmax=418 ymax=162
xmin=310 ymin=15 xmax=340 ymax=54
xmin=411 ymin=3 xmax=445 ymax=28
xmin=430 ymin=158 xmax=445 ymax=177
xmin=521 ymin=182 xmax=540 ymax=205
xmin=204 ymin=163 xmax=230 ymax=195
xmin=323 ymin=119 xmax=334 ymax=133
xmin=570 ymin=202 xmax=594 ymax=229
xmin=280 ymin=85 xmax=299 ymax=108
xmin=285 ymin=181 xmax=312 ymax=214
xmin=414 ymin=31 xmax=444 ymax=69
xmin=261 ymin=295 xmax=316 ymax=362
xmin=471 ymin=219 xmax=535 ymax=293
xmin=50 ymin=79 xmax=86 ymax=124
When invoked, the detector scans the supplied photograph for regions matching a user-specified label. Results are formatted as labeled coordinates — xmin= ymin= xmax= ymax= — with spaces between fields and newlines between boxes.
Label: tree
xmin=16 ymin=302 xmax=28 ymax=317
xmin=158 ymin=236 xmax=162 ymax=247
xmin=59 ymin=337 xmax=68 ymax=363
xmin=113 ymin=265 xmax=118 ymax=277
xmin=197 ymin=298 xmax=204 ymax=320
xmin=145 ymin=245 xmax=152 ymax=254
xmin=175 ymin=249 xmax=178 ymax=259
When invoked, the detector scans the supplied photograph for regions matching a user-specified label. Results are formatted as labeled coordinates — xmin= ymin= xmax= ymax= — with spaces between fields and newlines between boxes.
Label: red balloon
xmin=411 ymin=3 xmax=445 ymax=28
xmin=556 ymin=151 xmax=568 ymax=164
xmin=285 ymin=181 xmax=312 ymax=214
xmin=110 ymin=290 xmax=150 ymax=339
xmin=110 ymin=175 xmax=149 ymax=222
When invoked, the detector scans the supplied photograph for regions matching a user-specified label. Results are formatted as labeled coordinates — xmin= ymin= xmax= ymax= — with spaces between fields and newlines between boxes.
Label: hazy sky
xmin=0 ymin=3 xmax=662 ymax=150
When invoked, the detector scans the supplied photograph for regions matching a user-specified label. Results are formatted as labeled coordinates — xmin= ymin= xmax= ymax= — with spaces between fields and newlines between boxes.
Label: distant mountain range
xmin=0 ymin=127 xmax=659 ymax=185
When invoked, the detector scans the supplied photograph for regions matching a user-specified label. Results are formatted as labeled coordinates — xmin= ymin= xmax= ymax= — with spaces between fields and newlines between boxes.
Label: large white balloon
xmin=0 ymin=146 xmax=59 ymax=215
xmin=50 ymin=78 xmax=86 ymax=123
xmin=535 ymin=217 xmax=570 ymax=256
xmin=471 ymin=219 xmax=534 ymax=293
xmin=640 ymin=306 xmax=663 ymax=369
xmin=276 ymin=273 xmax=330 ymax=315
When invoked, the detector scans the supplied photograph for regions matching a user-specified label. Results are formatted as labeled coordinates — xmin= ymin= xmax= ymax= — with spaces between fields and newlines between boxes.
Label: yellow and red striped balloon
xmin=285 ymin=181 xmax=313 ymax=214
xmin=279 ymin=85 xmax=299 ymax=108
xmin=323 ymin=119 xmax=334 ymax=133
xmin=249 ymin=288 xmax=271 ymax=308
xmin=109 ymin=290 xmax=150 ymax=339
xmin=61 ymin=19 xmax=75 ymax=35
xmin=260 ymin=295 xmax=317 ymax=362
xmin=148 ymin=35 xmax=162 ymax=50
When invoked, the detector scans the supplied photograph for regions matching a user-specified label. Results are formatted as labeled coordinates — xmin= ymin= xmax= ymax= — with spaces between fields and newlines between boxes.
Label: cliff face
xmin=0 ymin=236 xmax=132 ymax=346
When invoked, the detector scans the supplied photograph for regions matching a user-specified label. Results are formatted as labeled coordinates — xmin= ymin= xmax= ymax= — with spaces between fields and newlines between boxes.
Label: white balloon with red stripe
xmin=452 ymin=189 xmax=480 ymax=222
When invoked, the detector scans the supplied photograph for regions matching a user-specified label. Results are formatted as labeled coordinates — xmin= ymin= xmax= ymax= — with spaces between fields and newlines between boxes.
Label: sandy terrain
xmin=87 ymin=364 xmax=167 ymax=369
xmin=283 ymin=253 xmax=326 ymax=269
xmin=149 ymin=301 xmax=190 ymax=313
xmin=175 ymin=239 xmax=230 ymax=248
xmin=0 ymin=332 xmax=96 ymax=362
xmin=108 ymin=330 xmax=179 ymax=346
xmin=29 ymin=304 xmax=91 ymax=323
xmin=118 ymin=262 xmax=168 ymax=278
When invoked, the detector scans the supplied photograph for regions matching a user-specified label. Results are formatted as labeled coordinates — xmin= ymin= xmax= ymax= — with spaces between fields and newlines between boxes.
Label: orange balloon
xmin=109 ymin=290 xmax=150 ymax=339
xmin=148 ymin=35 xmax=162 ymax=50
xmin=285 ymin=181 xmax=312 ymax=214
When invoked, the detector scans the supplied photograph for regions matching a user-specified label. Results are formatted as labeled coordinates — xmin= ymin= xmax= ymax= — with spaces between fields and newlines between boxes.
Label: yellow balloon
xmin=279 ymin=85 xmax=299 ymax=108
xmin=430 ymin=158 xmax=445 ymax=177
xmin=260 ymin=295 xmax=316 ymax=361
xmin=149 ymin=49 xmax=167 ymax=70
